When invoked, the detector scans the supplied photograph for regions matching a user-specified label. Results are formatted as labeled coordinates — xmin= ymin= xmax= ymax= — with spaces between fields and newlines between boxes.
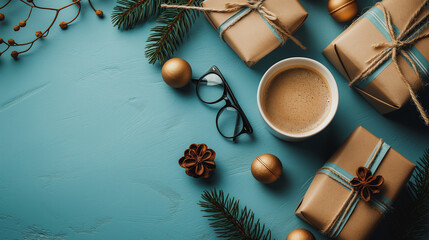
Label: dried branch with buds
xmin=0 ymin=0 xmax=103 ymax=59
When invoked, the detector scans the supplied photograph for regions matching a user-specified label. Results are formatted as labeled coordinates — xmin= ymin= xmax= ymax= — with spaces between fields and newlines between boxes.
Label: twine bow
xmin=349 ymin=0 xmax=429 ymax=125
xmin=161 ymin=0 xmax=306 ymax=49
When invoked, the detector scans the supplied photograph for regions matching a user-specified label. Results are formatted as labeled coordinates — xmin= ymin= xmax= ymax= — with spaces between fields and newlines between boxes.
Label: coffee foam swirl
xmin=262 ymin=65 xmax=332 ymax=134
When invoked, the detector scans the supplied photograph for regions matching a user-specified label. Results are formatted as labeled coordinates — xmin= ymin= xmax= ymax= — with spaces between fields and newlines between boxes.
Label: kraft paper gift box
xmin=201 ymin=0 xmax=308 ymax=67
xmin=323 ymin=0 xmax=429 ymax=115
xmin=296 ymin=126 xmax=415 ymax=240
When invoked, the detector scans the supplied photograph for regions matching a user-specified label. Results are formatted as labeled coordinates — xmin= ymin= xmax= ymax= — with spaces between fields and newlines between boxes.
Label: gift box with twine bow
xmin=323 ymin=0 xmax=429 ymax=125
xmin=296 ymin=126 xmax=415 ymax=240
xmin=195 ymin=0 xmax=308 ymax=67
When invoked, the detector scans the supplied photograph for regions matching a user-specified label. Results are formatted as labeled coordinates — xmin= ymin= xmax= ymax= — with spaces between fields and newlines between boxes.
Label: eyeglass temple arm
xmin=223 ymin=81 xmax=253 ymax=133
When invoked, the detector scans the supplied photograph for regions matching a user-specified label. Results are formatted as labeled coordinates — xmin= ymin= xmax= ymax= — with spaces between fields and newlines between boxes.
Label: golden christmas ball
xmin=328 ymin=0 xmax=358 ymax=22
xmin=161 ymin=58 xmax=192 ymax=88
xmin=251 ymin=154 xmax=282 ymax=183
xmin=286 ymin=229 xmax=315 ymax=240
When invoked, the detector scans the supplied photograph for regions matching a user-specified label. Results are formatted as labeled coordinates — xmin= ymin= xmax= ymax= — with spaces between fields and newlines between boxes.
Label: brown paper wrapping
xmin=323 ymin=0 xmax=429 ymax=114
xmin=201 ymin=0 xmax=308 ymax=67
xmin=295 ymin=126 xmax=415 ymax=240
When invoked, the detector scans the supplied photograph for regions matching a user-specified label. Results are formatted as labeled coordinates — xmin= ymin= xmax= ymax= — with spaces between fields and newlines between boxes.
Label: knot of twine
xmin=161 ymin=0 xmax=306 ymax=49
xmin=349 ymin=0 xmax=429 ymax=125
xmin=322 ymin=139 xmax=387 ymax=238
xmin=225 ymin=0 xmax=276 ymax=21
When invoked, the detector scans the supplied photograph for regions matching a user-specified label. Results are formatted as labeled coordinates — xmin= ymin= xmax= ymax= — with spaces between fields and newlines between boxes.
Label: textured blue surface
xmin=0 ymin=0 xmax=428 ymax=239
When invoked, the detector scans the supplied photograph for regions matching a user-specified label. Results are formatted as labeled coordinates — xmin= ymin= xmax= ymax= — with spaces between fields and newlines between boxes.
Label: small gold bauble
xmin=328 ymin=0 xmax=358 ymax=22
xmin=251 ymin=154 xmax=282 ymax=184
xmin=161 ymin=58 xmax=192 ymax=88
xmin=286 ymin=229 xmax=315 ymax=240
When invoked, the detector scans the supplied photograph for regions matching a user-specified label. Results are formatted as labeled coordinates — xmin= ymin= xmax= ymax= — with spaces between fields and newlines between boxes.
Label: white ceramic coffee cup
xmin=257 ymin=57 xmax=339 ymax=141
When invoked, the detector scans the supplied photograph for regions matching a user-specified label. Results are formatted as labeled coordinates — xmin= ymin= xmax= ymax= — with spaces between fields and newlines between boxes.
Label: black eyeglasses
xmin=195 ymin=66 xmax=253 ymax=141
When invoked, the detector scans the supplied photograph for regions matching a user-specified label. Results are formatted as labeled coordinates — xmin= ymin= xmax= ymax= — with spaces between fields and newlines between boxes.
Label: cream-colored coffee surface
xmin=263 ymin=66 xmax=331 ymax=134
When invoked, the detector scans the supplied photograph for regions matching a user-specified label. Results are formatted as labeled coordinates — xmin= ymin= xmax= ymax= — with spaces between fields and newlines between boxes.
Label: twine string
xmin=321 ymin=139 xmax=384 ymax=237
xmin=349 ymin=0 xmax=429 ymax=125
xmin=160 ymin=0 xmax=306 ymax=49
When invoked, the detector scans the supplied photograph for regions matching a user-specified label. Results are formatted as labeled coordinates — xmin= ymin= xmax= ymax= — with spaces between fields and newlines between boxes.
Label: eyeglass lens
xmin=197 ymin=73 xmax=225 ymax=103
xmin=217 ymin=106 xmax=244 ymax=138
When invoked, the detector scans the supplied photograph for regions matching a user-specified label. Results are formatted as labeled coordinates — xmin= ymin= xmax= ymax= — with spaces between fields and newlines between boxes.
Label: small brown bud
xmin=0 ymin=13 xmax=4 ymax=21
xmin=19 ymin=20 xmax=26 ymax=27
xmin=0 ymin=38 xmax=3 ymax=43
xmin=8 ymin=39 xmax=15 ymax=45
xmin=11 ymin=51 xmax=18 ymax=59
xmin=96 ymin=10 xmax=103 ymax=18
xmin=13 ymin=25 xmax=20 ymax=31
xmin=35 ymin=31 xmax=43 ymax=38
xmin=59 ymin=21 xmax=68 ymax=29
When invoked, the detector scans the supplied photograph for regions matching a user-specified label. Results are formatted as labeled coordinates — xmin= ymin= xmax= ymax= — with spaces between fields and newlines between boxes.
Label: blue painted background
xmin=0 ymin=0 xmax=428 ymax=239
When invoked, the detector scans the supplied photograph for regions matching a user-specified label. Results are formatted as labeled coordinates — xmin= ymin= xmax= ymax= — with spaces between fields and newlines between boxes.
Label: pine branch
xmin=144 ymin=0 xmax=202 ymax=64
xmin=111 ymin=0 xmax=162 ymax=30
xmin=388 ymin=148 xmax=429 ymax=240
xmin=198 ymin=188 xmax=274 ymax=240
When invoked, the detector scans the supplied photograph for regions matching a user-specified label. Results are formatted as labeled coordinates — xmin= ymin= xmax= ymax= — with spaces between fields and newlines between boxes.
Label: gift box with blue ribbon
xmin=323 ymin=0 xmax=428 ymax=118
xmin=296 ymin=126 xmax=415 ymax=240
xmin=201 ymin=0 xmax=308 ymax=67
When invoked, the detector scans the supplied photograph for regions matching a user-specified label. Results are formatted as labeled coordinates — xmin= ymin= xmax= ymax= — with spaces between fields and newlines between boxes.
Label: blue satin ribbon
xmin=317 ymin=141 xmax=393 ymax=238
xmin=356 ymin=6 xmax=429 ymax=89
xmin=217 ymin=6 xmax=283 ymax=44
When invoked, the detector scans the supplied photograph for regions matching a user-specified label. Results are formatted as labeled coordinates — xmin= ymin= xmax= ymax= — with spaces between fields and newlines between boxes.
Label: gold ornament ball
xmin=328 ymin=0 xmax=358 ymax=22
xmin=251 ymin=154 xmax=282 ymax=183
xmin=286 ymin=229 xmax=315 ymax=240
xmin=161 ymin=58 xmax=192 ymax=88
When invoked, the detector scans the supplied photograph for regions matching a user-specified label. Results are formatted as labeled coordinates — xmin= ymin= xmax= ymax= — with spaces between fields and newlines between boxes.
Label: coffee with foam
xmin=261 ymin=65 xmax=332 ymax=134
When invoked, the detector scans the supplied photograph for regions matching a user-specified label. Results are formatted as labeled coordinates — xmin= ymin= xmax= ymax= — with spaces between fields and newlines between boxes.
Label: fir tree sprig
xmin=198 ymin=188 xmax=274 ymax=240
xmin=388 ymin=148 xmax=429 ymax=240
xmin=111 ymin=0 xmax=162 ymax=30
xmin=144 ymin=0 xmax=203 ymax=64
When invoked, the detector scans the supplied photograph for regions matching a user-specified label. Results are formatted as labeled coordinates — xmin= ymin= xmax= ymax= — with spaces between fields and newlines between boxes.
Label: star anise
xmin=178 ymin=144 xmax=216 ymax=178
xmin=350 ymin=166 xmax=384 ymax=202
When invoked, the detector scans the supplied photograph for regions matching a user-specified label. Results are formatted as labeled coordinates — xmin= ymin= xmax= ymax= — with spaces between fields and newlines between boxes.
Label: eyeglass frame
xmin=195 ymin=65 xmax=253 ymax=141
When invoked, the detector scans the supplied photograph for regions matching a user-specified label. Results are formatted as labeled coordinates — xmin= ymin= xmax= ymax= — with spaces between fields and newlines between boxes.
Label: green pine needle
xmin=389 ymin=148 xmax=429 ymax=240
xmin=198 ymin=188 xmax=274 ymax=240
xmin=145 ymin=0 xmax=203 ymax=64
xmin=111 ymin=0 xmax=162 ymax=30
